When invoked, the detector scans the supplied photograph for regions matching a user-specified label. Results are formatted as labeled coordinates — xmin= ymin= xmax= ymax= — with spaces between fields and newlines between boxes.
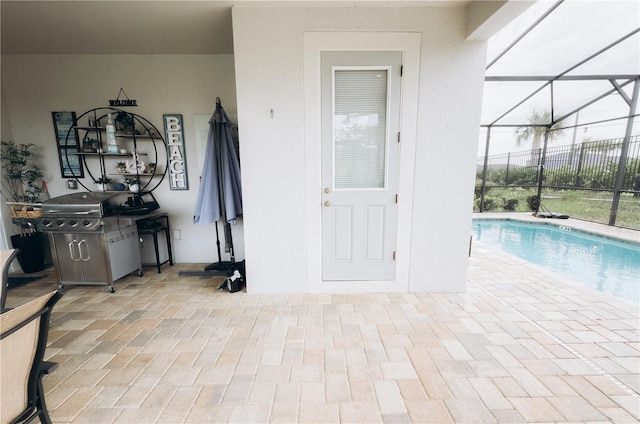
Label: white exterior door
xmin=321 ymin=51 xmax=402 ymax=281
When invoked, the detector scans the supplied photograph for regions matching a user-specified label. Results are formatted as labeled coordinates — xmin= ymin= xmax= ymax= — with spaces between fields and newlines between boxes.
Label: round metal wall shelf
xmin=62 ymin=107 xmax=168 ymax=193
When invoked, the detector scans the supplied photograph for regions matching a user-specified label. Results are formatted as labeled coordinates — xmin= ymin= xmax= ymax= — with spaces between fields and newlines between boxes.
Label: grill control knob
xmin=55 ymin=219 xmax=64 ymax=227
xmin=41 ymin=219 xmax=51 ymax=227
xmin=69 ymin=219 xmax=77 ymax=227
xmin=83 ymin=220 xmax=92 ymax=227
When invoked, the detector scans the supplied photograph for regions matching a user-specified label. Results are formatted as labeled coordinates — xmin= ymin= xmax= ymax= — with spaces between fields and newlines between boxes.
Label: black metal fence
xmin=476 ymin=135 xmax=640 ymax=227
xmin=478 ymin=135 xmax=640 ymax=191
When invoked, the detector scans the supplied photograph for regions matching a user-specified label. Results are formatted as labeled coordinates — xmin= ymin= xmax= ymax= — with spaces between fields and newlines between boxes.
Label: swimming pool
xmin=471 ymin=219 xmax=640 ymax=305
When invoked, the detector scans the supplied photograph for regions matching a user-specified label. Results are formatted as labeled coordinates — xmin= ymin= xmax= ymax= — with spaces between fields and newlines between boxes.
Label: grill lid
xmin=42 ymin=192 xmax=131 ymax=217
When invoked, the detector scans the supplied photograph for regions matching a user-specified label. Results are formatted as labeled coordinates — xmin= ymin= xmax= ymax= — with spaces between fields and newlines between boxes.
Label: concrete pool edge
xmin=472 ymin=212 xmax=640 ymax=245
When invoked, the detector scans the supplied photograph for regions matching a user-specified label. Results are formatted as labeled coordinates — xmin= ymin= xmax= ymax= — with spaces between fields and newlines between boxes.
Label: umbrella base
xmin=177 ymin=261 xmax=234 ymax=277
xmin=178 ymin=269 xmax=227 ymax=277
xmin=204 ymin=261 xmax=234 ymax=272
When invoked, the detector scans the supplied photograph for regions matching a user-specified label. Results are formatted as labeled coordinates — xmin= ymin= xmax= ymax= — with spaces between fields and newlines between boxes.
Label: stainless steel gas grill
xmin=38 ymin=192 xmax=143 ymax=293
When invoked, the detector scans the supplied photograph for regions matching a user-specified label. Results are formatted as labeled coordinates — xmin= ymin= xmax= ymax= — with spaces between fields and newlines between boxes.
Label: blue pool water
xmin=471 ymin=219 xmax=640 ymax=305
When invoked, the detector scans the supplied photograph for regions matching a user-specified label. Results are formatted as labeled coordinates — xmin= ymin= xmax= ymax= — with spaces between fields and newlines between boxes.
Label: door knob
xmin=324 ymin=201 xmax=331 ymax=207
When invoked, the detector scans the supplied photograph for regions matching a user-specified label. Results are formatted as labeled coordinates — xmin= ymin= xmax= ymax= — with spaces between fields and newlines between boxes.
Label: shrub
xmin=481 ymin=197 xmax=498 ymax=211
xmin=526 ymin=195 xmax=539 ymax=211
xmin=504 ymin=198 xmax=519 ymax=211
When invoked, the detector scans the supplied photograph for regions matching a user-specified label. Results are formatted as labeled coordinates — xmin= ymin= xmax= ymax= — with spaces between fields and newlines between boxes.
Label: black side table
xmin=136 ymin=214 xmax=174 ymax=273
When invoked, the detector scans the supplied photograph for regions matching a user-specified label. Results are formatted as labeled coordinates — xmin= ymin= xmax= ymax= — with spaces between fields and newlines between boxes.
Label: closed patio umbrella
xmin=193 ymin=97 xmax=242 ymax=272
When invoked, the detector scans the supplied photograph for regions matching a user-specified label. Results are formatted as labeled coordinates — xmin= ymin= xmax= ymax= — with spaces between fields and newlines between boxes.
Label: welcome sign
xmin=163 ymin=114 xmax=189 ymax=190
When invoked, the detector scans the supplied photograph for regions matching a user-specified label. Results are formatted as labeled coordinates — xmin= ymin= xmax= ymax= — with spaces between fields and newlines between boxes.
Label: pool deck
xmin=3 ymin=214 xmax=639 ymax=423
xmin=467 ymin=213 xmax=639 ymax=423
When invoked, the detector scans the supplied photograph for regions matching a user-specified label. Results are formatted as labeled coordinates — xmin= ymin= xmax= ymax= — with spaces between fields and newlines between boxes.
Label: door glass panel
xmin=333 ymin=69 xmax=388 ymax=189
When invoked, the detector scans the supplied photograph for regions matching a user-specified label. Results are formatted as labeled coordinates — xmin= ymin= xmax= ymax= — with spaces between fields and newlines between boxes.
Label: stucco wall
xmin=1 ymin=87 xmax=15 ymax=252
xmin=233 ymin=6 xmax=487 ymax=293
xmin=2 ymin=5 xmax=488 ymax=291
xmin=1 ymin=54 xmax=243 ymax=264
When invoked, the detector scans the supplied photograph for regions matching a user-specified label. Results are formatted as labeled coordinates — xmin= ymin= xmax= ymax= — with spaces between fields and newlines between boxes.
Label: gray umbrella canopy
xmin=194 ymin=98 xmax=242 ymax=226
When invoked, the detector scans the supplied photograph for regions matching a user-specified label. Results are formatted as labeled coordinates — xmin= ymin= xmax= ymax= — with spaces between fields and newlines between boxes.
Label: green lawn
xmin=474 ymin=187 xmax=640 ymax=229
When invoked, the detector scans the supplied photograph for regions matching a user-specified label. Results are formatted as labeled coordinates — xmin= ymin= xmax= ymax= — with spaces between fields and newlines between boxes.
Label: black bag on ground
xmin=218 ymin=260 xmax=245 ymax=293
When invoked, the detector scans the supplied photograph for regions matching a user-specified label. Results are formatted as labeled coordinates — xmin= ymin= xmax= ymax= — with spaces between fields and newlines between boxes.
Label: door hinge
xmin=395 ymin=194 xmax=398 ymax=204
xmin=397 ymin=132 xmax=401 ymax=143
xmin=400 ymin=65 xmax=403 ymax=77
xmin=392 ymin=251 xmax=396 ymax=261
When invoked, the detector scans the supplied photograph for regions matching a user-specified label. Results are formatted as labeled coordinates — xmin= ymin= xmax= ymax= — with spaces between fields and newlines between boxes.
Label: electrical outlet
xmin=173 ymin=229 xmax=181 ymax=240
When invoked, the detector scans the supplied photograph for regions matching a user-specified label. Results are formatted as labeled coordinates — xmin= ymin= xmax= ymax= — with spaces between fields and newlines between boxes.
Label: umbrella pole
xmin=224 ymin=221 xmax=234 ymax=262
xmin=203 ymin=219 xmax=226 ymax=272
xmin=215 ymin=221 xmax=222 ymax=263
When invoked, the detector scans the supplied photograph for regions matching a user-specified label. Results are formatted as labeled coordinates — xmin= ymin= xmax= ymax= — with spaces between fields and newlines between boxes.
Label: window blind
xmin=333 ymin=69 xmax=388 ymax=189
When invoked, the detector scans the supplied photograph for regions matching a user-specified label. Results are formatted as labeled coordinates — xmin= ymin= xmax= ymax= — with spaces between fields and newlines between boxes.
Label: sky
xmin=478 ymin=0 xmax=640 ymax=157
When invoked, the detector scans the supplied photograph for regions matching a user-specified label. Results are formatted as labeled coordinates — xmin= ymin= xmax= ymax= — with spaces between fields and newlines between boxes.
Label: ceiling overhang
xmin=1 ymin=0 xmax=526 ymax=55
xmin=466 ymin=0 xmax=536 ymax=40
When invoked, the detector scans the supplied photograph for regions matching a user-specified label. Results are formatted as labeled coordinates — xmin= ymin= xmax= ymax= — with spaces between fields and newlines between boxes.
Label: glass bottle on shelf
xmin=105 ymin=113 xmax=118 ymax=153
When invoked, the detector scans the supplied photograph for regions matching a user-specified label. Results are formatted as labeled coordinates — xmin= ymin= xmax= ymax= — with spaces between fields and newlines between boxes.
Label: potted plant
xmin=0 ymin=141 xmax=48 ymax=273
xmin=1 ymin=141 xmax=43 ymax=207
xmin=116 ymin=161 xmax=127 ymax=173
xmin=93 ymin=176 xmax=112 ymax=191
xmin=124 ymin=177 xmax=140 ymax=193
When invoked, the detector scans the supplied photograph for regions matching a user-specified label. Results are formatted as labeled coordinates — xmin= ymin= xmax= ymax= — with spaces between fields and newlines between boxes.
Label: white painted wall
xmin=1 ymin=87 xmax=15 ymax=252
xmin=233 ymin=6 xmax=487 ymax=293
xmin=2 ymin=4 xmax=492 ymax=291
xmin=1 ymin=54 xmax=244 ymax=264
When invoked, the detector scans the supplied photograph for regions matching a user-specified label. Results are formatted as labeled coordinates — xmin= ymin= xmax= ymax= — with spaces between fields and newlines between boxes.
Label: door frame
xmin=304 ymin=32 xmax=421 ymax=293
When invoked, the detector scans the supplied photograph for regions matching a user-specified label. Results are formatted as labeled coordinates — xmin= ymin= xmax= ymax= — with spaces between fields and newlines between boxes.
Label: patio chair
xmin=1 ymin=249 xmax=19 ymax=314
xmin=0 ymin=289 xmax=63 ymax=424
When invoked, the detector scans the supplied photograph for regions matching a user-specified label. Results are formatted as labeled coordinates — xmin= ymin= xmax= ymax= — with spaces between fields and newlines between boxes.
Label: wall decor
xmin=52 ymin=111 xmax=84 ymax=178
xmin=109 ymin=88 xmax=138 ymax=107
xmin=164 ymin=114 xmax=189 ymax=190
xmin=71 ymin=107 xmax=167 ymax=193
